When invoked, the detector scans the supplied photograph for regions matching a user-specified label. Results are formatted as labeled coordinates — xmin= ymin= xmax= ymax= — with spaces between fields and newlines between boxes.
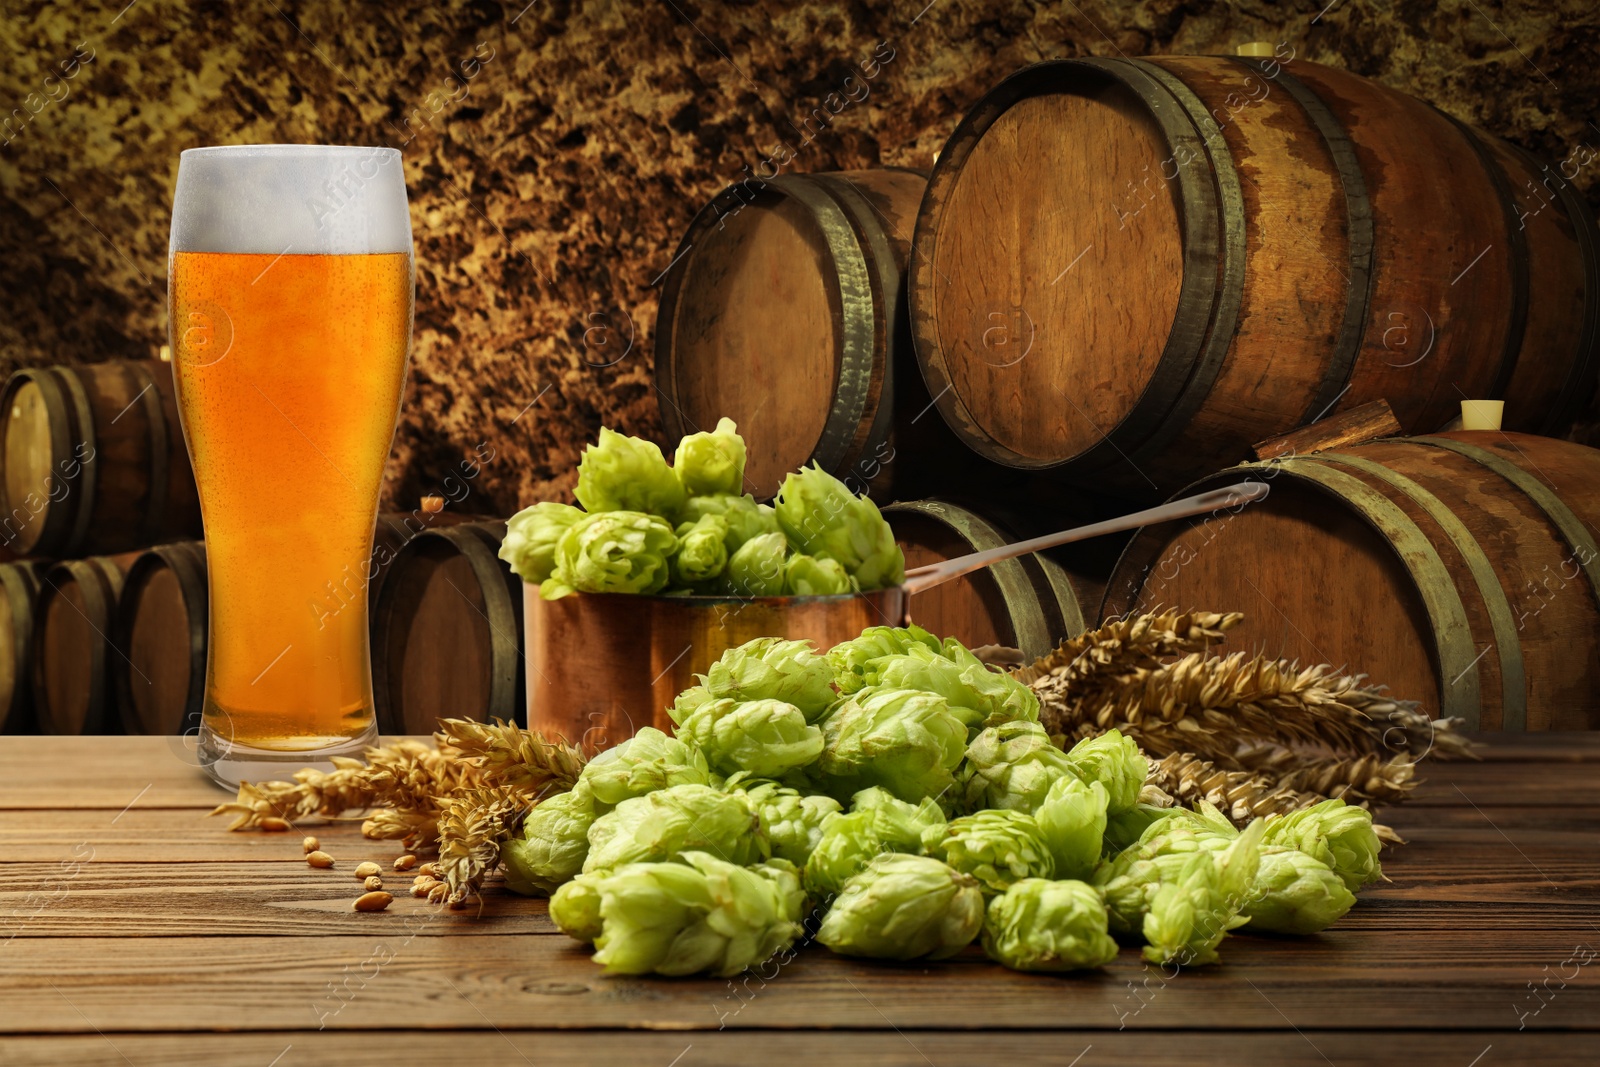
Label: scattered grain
xmin=353 ymin=891 xmax=393 ymax=912
xmin=363 ymin=875 xmax=384 ymax=891
xmin=301 ymin=836 xmax=319 ymax=854
xmin=394 ymin=854 xmax=418 ymax=871
xmin=353 ymin=861 xmax=382 ymax=879
xmin=306 ymin=850 xmax=334 ymax=869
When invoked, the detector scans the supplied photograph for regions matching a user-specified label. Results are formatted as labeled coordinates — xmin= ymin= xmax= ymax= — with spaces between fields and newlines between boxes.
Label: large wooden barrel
xmin=33 ymin=554 xmax=137 ymax=734
xmin=0 ymin=560 xmax=49 ymax=733
xmin=1102 ymin=431 xmax=1600 ymax=731
xmin=0 ymin=360 xmax=202 ymax=557
xmin=112 ymin=541 xmax=207 ymax=736
xmin=883 ymin=500 xmax=1089 ymax=659
xmin=370 ymin=521 xmax=524 ymax=735
xmin=655 ymin=169 xmax=927 ymax=499
xmin=910 ymin=55 xmax=1600 ymax=498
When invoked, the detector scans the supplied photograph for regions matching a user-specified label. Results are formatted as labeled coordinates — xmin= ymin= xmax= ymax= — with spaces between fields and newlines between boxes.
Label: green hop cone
xmin=671 ymin=514 xmax=730 ymax=586
xmin=802 ymin=787 xmax=946 ymax=898
xmin=577 ymin=727 xmax=712 ymax=812
xmin=574 ymin=427 xmax=688 ymax=519
xmin=826 ymin=624 xmax=943 ymax=694
xmin=502 ymin=786 xmax=596 ymax=896
xmin=1242 ymin=845 xmax=1356 ymax=935
xmin=931 ymin=809 xmax=1056 ymax=895
xmin=1065 ymin=730 xmax=1148 ymax=816
xmin=1103 ymin=803 xmax=1183 ymax=854
xmin=773 ymin=465 xmax=906 ymax=590
xmin=1094 ymin=821 xmax=1238 ymax=937
xmin=959 ymin=721 xmax=1082 ymax=814
xmin=818 ymin=686 xmax=968 ymax=804
xmin=499 ymin=501 xmax=584 ymax=585
xmin=785 ymin=553 xmax=855 ymax=596
xmin=1262 ymin=798 xmax=1383 ymax=892
xmin=982 ymin=878 xmax=1120 ymax=972
xmin=1139 ymin=820 xmax=1266 ymax=967
xmin=732 ymin=779 xmax=843 ymax=866
xmin=542 ymin=510 xmax=678 ymax=600
xmin=700 ymin=637 xmax=837 ymax=723
xmin=723 ymin=531 xmax=788 ymax=596
xmin=672 ymin=697 xmax=825 ymax=779
xmin=872 ymin=643 xmax=1039 ymax=739
xmin=583 ymin=783 xmax=766 ymax=872
xmin=548 ymin=871 xmax=605 ymax=943
xmin=815 ymin=853 xmax=984 ymax=961
xmin=589 ymin=852 xmax=805 ymax=977
xmin=1033 ymin=775 xmax=1109 ymax=880
xmin=679 ymin=494 xmax=781 ymax=552
xmin=674 ymin=417 xmax=747 ymax=498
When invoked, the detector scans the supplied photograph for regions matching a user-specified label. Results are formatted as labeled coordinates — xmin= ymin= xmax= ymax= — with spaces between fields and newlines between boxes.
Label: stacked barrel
xmin=0 ymin=357 xmax=524 ymax=736
xmin=653 ymin=51 xmax=1600 ymax=729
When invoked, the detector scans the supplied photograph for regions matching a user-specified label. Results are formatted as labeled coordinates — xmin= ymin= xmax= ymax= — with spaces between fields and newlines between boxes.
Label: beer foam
xmin=170 ymin=145 xmax=412 ymax=255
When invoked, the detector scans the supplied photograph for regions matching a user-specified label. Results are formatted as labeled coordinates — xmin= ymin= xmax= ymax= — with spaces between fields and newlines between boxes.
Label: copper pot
xmin=525 ymin=585 xmax=906 ymax=751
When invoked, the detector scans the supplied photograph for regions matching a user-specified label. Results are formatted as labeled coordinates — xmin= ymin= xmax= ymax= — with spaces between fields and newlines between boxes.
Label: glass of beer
xmin=168 ymin=145 xmax=413 ymax=787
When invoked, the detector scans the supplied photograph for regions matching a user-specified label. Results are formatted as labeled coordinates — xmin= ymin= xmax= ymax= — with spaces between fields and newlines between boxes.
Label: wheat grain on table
xmin=0 ymin=735 xmax=1596 ymax=1067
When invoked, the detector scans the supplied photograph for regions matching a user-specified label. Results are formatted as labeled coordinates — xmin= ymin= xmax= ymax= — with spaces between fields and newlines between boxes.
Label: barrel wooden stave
xmin=370 ymin=521 xmax=524 ymax=737
xmin=33 ymin=554 xmax=136 ymax=735
xmin=910 ymin=56 xmax=1599 ymax=497
xmin=656 ymin=170 xmax=928 ymax=499
xmin=884 ymin=500 xmax=1088 ymax=659
xmin=0 ymin=360 xmax=201 ymax=558
xmin=1102 ymin=432 xmax=1600 ymax=731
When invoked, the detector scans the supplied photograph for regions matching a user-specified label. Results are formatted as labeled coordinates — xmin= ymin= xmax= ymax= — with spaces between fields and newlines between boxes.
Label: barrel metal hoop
xmin=882 ymin=500 xmax=1052 ymax=657
xmin=1272 ymin=458 xmax=1481 ymax=726
xmin=131 ymin=363 xmax=170 ymax=548
xmin=762 ymin=174 xmax=876 ymax=477
xmin=1434 ymin=110 xmax=1530 ymax=402
xmin=1505 ymin=141 xmax=1600 ymax=436
xmin=1409 ymin=435 xmax=1600 ymax=616
xmin=906 ymin=58 xmax=1222 ymax=472
xmin=1236 ymin=58 xmax=1375 ymax=426
xmin=811 ymin=173 xmax=899 ymax=482
xmin=58 ymin=369 xmax=98 ymax=559
xmin=1106 ymin=58 xmax=1248 ymax=475
xmin=1315 ymin=451 xmax=1525 ymax=730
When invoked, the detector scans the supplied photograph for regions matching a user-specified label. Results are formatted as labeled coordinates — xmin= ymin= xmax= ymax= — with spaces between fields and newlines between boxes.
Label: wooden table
xmin=0 ymin=735 xmax=1596 ymax=1066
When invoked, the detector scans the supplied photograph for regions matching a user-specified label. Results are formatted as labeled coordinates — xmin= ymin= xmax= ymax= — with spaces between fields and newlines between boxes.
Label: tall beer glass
xmin=169 ymin=145 xmax=413 ymax=787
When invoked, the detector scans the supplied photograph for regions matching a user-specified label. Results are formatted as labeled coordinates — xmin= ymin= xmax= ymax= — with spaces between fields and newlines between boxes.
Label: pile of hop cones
xmin=1016 ymin=610 xmax=1474 ymax=842
xmin=212 ymin=610 xmax=1470 ymax=902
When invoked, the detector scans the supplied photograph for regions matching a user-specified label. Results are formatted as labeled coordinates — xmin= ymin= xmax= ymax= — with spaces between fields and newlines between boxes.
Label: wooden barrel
xmin=0 ymin=560 xmax=50 ymax=733
xmin=1102 ymin=431 xmax=1600 ymax=731
xmin=883 ymin=500 xmax=1088 ymax=659
xmin=370 ymin=521 xmax=524 ymax=735
xmin=0 ymin=360 xmax=201 ymax=557
xmin=910 ymin=55 xmax=1600 ymax=498
xmin=33 ymin=554 xmax=137 ymax=734
xmin=655 ymin=169 xmax=927 ymax=499
xmin=112 ymin=541 xmax=207 ymax=736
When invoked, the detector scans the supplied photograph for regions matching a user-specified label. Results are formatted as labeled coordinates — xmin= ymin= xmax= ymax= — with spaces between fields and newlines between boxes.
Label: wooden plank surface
xmin=0 ymin=735 xmax=1596 ymax=1065
xmin=1 ymin=1031 xmax=1592 ymax=1067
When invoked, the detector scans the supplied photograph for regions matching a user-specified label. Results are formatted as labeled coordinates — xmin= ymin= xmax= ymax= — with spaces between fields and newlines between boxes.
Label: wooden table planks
xmin=1 ymin=736 xmax=1597 ymax=1067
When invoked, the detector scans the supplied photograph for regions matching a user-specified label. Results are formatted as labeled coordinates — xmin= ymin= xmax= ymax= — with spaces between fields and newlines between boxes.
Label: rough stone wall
xmin=2 ymin=0 xmax=1596 ymax=515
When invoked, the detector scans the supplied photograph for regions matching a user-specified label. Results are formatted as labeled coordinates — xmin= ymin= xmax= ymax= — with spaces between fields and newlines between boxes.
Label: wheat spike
xmin=1035 ymin=646 xmax=1471 ymax=762
xmin=1233 ymin=746 xmax=1418 ymax=806
xmin=1013 ymin=610 xmax=1241 ymax=691
xmin=1147 ymin=750 xmax=1403 ymax=844
xmin=435 ymin=717 xmax=587 ymax=797
xmin=433 ymin=785 xmax=534 ymax=908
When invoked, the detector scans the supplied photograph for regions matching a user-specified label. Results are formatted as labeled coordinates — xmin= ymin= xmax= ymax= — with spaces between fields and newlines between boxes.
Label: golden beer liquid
xmin=170 ymin=251 xmax=412 ymax=748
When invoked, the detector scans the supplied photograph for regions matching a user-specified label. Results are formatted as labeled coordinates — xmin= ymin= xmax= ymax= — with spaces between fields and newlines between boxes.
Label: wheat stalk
xmin=432 ymin=786 xmax=535 ymax=908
